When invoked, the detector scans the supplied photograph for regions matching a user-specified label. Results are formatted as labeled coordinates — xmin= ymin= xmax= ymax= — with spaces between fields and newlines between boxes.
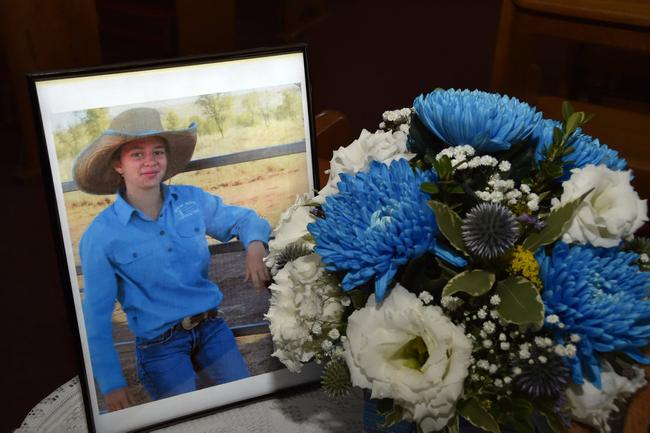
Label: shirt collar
xmin=113 ymin=184 xmax=178 ymax=226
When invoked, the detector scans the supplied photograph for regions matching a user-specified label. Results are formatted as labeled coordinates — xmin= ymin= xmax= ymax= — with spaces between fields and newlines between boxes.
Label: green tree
xmin=82 ymin=108 xmax=110 ymax=140
xmin=274 ymin=87 xmax=301 ymax=120
xmin=196 ymin=94 xmax=232 ymax=138
xmin=163 ymin=110 xmax=181 ymax=130
xmin=241 ymin=93 xmax=259 ymax=126
xmin=258 ymin=91 xmax=273 ymax=127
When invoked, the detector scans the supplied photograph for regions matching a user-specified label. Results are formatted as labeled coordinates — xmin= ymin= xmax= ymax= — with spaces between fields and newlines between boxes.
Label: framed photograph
xmin=29 ymin=45 xmax=320 ymax=433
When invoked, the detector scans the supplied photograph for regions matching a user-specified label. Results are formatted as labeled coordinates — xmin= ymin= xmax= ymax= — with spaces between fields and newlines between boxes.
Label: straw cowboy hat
xmin=73 ymin=107 xmax=197 ymax=195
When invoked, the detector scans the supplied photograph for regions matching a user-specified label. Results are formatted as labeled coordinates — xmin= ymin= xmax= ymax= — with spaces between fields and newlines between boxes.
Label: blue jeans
xmin=135 ymin=317 xmax=250 ymax=400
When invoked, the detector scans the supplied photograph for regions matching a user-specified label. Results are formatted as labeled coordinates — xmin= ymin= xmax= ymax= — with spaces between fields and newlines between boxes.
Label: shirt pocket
xmin=177 ymin=213 xmax=206 ymax=238
xmin=114 ymin=242 xmax=156 ymax=265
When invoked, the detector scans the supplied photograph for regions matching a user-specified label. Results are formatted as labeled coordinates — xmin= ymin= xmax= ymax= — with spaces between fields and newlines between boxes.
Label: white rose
xmin=556 ymin=164 xmax=647 ymax=247
xmin=344 ymin=284 xmax=472 ymax=432
xmin=567 ymin=361 xmax=647 ymax=433
xmin=315 ymin=129 xmax=414 ymax=202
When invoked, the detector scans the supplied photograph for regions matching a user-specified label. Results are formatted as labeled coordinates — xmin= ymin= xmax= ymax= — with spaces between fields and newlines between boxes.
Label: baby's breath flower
xmin=483 ymin=340 xmax=493 ymax=349
xmin=477 ymin=359 xmax=490 ymax=370
xmin=546 ymin=314 xmax=560 ymax=324
xmin=490 ymin=295 xmax=501 ymax=305
xmin=538 ymin=355 xmax=548 ymax=364
xmin=322 ymin=340 xmax=333 ymax=351
xmin=489 ymin=364 xmax=498 ymax=374
xmin=341 ymin=297 xmax=351 ymax=307
xmin=418 ymin=291 xmax=434 ymax=304
xmin=570 ymin=334 xmax=581 ymax=343
xmin=512 ymin=367 xmax=522 ymax=376
xmin=312 ymin=323 xmax=322 ymax=335
xmin=500 ymin=342 xmax=510 ymax=350
xmin=499 ymin=333 xmax=507 ymax=341
xmin=494 ymin=378 xmax=504 ymax=387
xmin=498 ymin=161 xmax=511 ymax=172
xmin=483 ymin=321 xmax=496 ymax=334
xmin=328 ymin=329 xmax=340 ymax=340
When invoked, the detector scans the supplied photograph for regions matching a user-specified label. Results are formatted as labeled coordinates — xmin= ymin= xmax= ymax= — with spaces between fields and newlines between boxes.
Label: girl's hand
xmin=244 ymin=241 xmax=270 ymax=291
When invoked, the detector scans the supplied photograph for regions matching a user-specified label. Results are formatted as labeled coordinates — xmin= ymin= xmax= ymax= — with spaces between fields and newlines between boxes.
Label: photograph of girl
xmin=55 ymin=83 xmax=311 ymax=412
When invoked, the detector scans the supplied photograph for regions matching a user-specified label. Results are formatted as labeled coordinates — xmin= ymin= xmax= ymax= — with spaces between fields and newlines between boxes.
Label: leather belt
xmin=178 ymin=309 xmax=220 ymax=331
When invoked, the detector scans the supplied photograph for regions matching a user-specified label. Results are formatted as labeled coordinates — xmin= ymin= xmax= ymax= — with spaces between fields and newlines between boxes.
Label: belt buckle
xmin=181 ymin=315 xmax=200 ymax=331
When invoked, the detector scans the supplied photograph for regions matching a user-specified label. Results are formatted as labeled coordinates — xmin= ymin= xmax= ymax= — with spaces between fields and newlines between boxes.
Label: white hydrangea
xmin=266 ymin=254 xmax=345 ymax=372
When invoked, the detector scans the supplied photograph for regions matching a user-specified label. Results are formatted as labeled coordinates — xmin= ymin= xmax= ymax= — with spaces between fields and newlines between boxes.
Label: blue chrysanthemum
xmin=413 ymin=89 xmax=542 ymax=153
xmin=308 ymin=159 xmax=466 ymax=302
xmin=538 ymin=242 xmax=650 ymax=388
xmin=532 ymin=118 xmax=627 ymax=179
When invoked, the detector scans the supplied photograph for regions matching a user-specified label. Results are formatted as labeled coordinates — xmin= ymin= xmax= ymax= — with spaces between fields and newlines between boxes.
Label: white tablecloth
xmin=16 ymin=377 xmax=364 ymax=433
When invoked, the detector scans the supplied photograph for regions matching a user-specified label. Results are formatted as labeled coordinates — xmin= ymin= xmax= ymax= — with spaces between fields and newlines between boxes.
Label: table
xmin=16 ymin=377 xmax=364 ymax=433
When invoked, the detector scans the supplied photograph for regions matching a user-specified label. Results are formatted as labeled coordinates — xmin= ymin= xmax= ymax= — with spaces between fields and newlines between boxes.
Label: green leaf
xmin=522 ymin=189 xmax=592 ymax=252
xmin=458 ymin=398 xmax=500 ymax=433
xmin=421 ymin=182 xmax=439 ymax=194
xmin=376 ymin=398 xmax=394 ymax=415
xmin=536 ymin=408 xmax=569 ymax=433
xmin=552 ymin=127 xmax=563 ymax=145
xmin=382 ymin=406 xmax=405 ymax=428
xmin=505 ymin=416 xmax=535 ymax=433
xmin=428 ymin=200 xmax=467 ymax=254
xmin=496 ymin=276 xmax=544 ymax=326
xmin=448 ymin=415 xmax=459 ymax=433
xmin=561 ymin=101 xmax=574 ymax=122
xmin=564 ymin=111 xmax=583 ymax=136
xmin=442 ymin=270 xmax=495 ymax=297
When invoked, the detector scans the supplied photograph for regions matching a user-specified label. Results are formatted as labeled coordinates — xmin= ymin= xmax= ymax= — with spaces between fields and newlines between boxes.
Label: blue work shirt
xmin=80 ymin=184 xmax=271 ymax=394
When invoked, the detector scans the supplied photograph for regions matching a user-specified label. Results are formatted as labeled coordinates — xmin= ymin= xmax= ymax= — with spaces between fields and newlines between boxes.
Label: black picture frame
xmin=28 ymin=44 xmax=320 ymax=433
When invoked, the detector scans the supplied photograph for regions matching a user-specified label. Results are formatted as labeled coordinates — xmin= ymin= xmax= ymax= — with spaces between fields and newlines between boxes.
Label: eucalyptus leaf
xmin=561 ymin=101 xmax=574 ymax=122
xmin=448 ymin=415 xmax=460 ymax=433
xmin=535 ymin=407 xmax=569 ymax=433
xmin=429 ymin=200 xmax=467 ymax=254
xmin=522 ymin=189 xmax=592 ymax=252
xmin=496 ymin=276 xmax=544 ymax=326
xmin=458 ymin=398 xmax=500 ymax=433
xmin=442 ymin=270 xmax=495 ymax=297
xmin=421 ymin=182 xmax=439 ymax=194
xmin=505 ymin=416 xmax=535 ymax=433
xmin=564 ymin=112 xmax=583 ymax=136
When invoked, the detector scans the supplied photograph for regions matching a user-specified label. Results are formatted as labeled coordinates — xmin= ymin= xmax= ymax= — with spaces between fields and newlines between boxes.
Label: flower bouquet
xmin=264 ymin=89 xmax=650 ymax=433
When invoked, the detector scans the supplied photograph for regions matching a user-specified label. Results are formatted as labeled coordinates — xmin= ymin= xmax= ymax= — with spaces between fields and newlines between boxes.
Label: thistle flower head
xmin=321 ymin=358 xmax=352 ymax=397
xmin=462 ymin=202 xmax=519 ymax=259
xmin=275 ymin=241 xmax=313 ymax=270
xmin=513 ymin=353 xmax=570 ymax=398
xmin=413 ymin=89 xmax=542 ymax=153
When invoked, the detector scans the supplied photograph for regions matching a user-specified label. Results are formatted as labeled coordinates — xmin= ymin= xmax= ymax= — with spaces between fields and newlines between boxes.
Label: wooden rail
xmin=62 ymin=140 xmax=306 ymax=193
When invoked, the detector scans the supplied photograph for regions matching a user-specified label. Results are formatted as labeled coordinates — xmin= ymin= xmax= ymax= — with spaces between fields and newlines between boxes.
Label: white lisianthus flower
xmin=266 ymin=254 xmax=344 ymax=372
xmin=265 ymin=193 xmax=315 ymax=274
xmin=314 ymin=129 xmax=414 ymax=202
xmin=344 ymin=284 xmax=472 ymax=432
xmin=555 ymin=164 xmax=648 ymax=247
xmin=567 ymin=362 xmax=647 ymax=433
